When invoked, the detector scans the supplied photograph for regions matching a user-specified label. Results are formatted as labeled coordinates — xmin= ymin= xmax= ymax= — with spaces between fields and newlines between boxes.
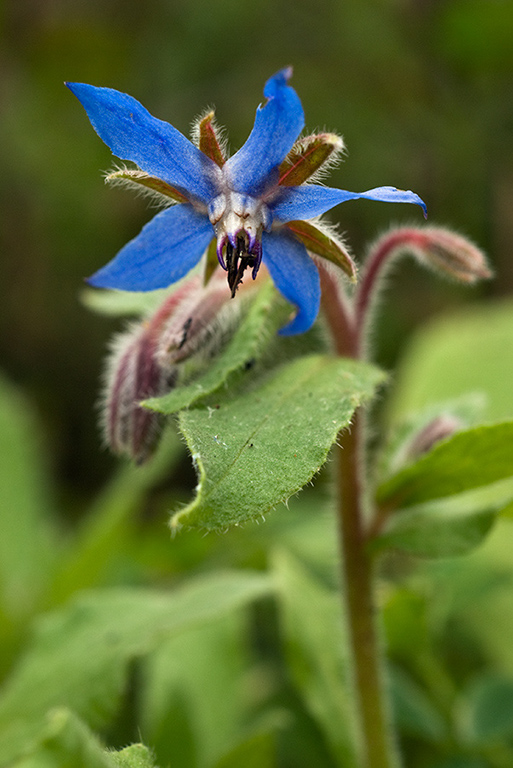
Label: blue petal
xmin=66 ymin=82 xmax=221 ymax=204
xmin=88 ymin=205 xmax=214 ymax=291
xmin=224 ymin=68 xmax=305 ymax=196
xmin=262 ymin=230 xmax=320 ymax=335
xmin=271 ymin=184 xmax=428 ymax=222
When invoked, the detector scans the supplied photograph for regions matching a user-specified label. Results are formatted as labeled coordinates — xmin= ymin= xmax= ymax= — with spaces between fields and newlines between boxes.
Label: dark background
xmin=2 ymin=0 xmax=513 ymax=503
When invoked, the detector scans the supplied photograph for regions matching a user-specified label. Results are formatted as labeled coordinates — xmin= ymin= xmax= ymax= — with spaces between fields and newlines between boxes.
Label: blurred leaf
xmin=384 ymin=589 xmax=432 ymax=660
xmin=0 ymin=374 xmax=60 ymax=619
xmin=81 ymin=287 xmax=173 ymax=318
xmin=0 ymin=572 xmax=273 ymax=766
xmin=389 ymin=300 xmax=513 ymax=424
xmin=141 ymin=614 xmax=250 ymax=768
xmin=212 ymin=731 xmax=275 ymax=768
xmin=174 ymin=355 xmax=385 ymax=530
xmin=145 ymin=281 xmax=289 ymax=415
xmin=458 ymin=674 xmax=513 ymax=745
xmin=110 ymin=744 xmax=160 ymax=768
xmin=48 ymin=429 xmax=183 ymax=604
xmin=12 ymin=708 xmax=114 ymax=768
xmin=377 ymin=423 xmax=513 ymax=509
xmin=389 ymin=665 xmax=446 ymax=742
xmin=373 ymin=477 xmax=513 ymax=558
xmin=273 ymin=549 xmax=358 ymax=768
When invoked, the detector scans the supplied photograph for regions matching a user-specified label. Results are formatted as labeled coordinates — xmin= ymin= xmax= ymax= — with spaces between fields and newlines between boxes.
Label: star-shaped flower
xmin=67 ymin=68 xmax=426 ymax=334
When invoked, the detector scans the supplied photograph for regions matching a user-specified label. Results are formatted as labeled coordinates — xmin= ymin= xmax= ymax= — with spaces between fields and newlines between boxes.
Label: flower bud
xmin=101 ymin=271 xmax=235 ymax=463
xmin=405 ymin=414 xmax=461 ymax=461
xmin=371 ymin=226 xmax=492 ymax=285
xmin=102 ymin=321 xmax=170 ymax=464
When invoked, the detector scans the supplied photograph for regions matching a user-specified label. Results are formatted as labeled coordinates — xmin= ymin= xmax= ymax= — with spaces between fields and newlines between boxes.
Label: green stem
xmin=337 ymin=416 xmax=399 ymax=768
xmin=319 ymin=262 xmax=398 ymax=768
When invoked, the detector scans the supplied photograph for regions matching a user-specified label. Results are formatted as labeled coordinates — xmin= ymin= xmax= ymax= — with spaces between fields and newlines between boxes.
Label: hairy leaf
xmin=173 ymin=355 xmax=385 ymax=530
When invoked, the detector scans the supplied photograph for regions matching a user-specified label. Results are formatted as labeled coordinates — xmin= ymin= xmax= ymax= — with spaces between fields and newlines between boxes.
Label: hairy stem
xmin=321 ymin=263 xmax=399 ymax=767
xmin=337 ymin=415 xmax=398 ymax=768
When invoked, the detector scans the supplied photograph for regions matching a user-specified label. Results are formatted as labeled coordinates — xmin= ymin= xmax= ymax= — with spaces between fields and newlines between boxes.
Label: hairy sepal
xmin=286 ymin=219 xmax=356 ymax=281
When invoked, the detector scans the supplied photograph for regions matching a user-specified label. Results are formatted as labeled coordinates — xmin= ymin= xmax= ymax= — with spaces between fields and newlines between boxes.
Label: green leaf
xmin=173 ymin=355 xmax=385 ymax=530
xmin=377 ymin=393 xmax=487 ymax=483
xmin=140 ymin=614 xmax=250 ymax=768
xmin=81 ymin=287 xmax=174 ymax=318
xmin=377 ymin=422 xmax=513 ymax=510
xmin=48 ymin=429 xmax=183 ymax=604
xmin=389 ymin=299 xmax=513 ymax=423
xmin=0 ymin=374 xmax=60 ymax=620
xmin=110 ymin=744 xmax=160 ymax=768
xmin=0 ymin=572 xmax=273 ymax=766
xmin=212 ymin=731 xmax=276 ymax=768
xmin=458 ymin=674 xmax=513 ymax=744
xmin=389 ymin=666 xmax=446 ymax=742
xmin=272 ymin=549 xmax=359 ymax=768
xmin=144 ymin=281 xmax=290 ymax=415
xmin=12 ymin=708 xmax=114 ymax=768
xmin=373 ymin=476 xmax=513 ymax=557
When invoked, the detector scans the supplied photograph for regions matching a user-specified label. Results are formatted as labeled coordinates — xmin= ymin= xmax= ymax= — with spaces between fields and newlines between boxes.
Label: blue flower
xmin=67 ymin=68 xmax=426 ymax=335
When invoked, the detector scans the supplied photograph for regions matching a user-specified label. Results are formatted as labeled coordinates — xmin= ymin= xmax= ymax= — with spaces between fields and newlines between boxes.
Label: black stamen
xmin=224 ymin=235 xmax=257 ymax=298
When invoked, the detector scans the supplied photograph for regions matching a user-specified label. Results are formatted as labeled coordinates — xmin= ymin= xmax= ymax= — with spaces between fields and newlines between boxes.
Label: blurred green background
xmin=1 ymin=0 xmax=513 ymax=504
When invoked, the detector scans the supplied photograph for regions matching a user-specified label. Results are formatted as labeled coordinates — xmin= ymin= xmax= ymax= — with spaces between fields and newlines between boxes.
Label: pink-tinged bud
xmin=103 ymin=322 xmax=169 ymax=464
xmin=370 ymin=226 xmax=492 ymax=285
xmin=405 ymin=414 xmax=461 ymax=461
xmin=156 ymin=268 xmax=236 ymax=366
xmin=102 ymin=271 xmax=236 ymax=463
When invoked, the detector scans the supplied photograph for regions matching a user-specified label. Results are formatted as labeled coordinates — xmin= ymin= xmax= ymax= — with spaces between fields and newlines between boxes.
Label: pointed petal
xmin=224 ymin=68 xmax=305 ymax=195
xmin=262 ymin=230 xmax=320 ymax=335
xmin=88 ymin=205 xmax=214 ymax=291
xmin=271 ymin=184 xmax=427 ymax=222
xmin=66 ymin=82 xmax=221 ymax=203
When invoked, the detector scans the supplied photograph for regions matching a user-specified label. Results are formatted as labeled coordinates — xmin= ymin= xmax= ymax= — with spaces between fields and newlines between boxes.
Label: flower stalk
xmin=320 ymin=261 xmax=399 ymax=768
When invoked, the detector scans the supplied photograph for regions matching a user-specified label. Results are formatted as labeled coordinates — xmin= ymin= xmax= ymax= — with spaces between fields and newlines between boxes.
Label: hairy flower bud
xmin=405 ymin=414 xmax=461 ymax=461
xmin=368 ymin=226 xmax=492 ymax=285
xmin=103 ymin=321 xmax=170 ymax=464
xmin=102 ymin=271 xmax=236 ymax=463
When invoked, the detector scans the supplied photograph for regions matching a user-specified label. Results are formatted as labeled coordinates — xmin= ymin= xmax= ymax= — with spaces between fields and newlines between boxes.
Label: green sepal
xmin=278 ymin=133 xmax=343 ymax=186
xmin=172 ymin=355 xmax=385 ymax=530
xmin=198 ymin=111 xmax=225 ymax=168
xmin=286 ymin=220 xmax=357 ymax=280
xmin=105 ymin=169 xmax=188 ymax=203
xmin=203 ymin=238 xmax=220 ymax=285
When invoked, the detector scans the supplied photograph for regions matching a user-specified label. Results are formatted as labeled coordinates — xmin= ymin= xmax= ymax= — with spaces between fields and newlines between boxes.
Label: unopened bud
xmin=101 ymin=270 xmax=236 ymax=463
xmin=375 ymin=226 xmax=492 ymax=284
xmin=156 ymin=270 xmax=235 ymax=366
xmin=103 ymin=322 xmax=170 ymax=464
xmin=405 ymin=414 xmax=461 ymax=461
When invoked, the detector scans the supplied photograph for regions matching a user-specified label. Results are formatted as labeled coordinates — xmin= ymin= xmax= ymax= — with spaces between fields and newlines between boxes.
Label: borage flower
xmin=67 ymin=68 xmax=426 ymax=334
